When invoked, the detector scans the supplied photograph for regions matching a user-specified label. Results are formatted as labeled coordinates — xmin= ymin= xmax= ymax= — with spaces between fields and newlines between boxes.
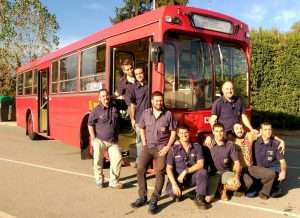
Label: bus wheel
xmin=27 ymin=114 xmax=38 ymax=140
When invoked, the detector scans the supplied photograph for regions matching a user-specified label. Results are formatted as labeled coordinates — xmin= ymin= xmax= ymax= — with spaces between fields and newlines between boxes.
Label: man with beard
xmin=232 ymin=122 xmax=285 ymax=196
xmin=131 ymin=91 xmax=177 ymax=214
xmin=88 ymin=89 xmax=123 ymax=189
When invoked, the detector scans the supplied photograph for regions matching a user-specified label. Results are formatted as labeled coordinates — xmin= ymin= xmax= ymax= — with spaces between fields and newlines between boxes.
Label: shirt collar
xmin=222 ymin=96 xmax=237 ymax=103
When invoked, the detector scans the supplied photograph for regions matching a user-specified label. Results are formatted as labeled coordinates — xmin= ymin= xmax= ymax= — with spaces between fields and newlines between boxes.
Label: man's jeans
xmin=92 ymin=138 xmax=122 ymax=185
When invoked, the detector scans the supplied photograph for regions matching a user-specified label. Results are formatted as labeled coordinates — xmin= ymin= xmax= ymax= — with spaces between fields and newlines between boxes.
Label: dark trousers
xmin=166 ymin=169 xmax=208 ymax=196
xmin=248 ymin=165 xmax=276 ymax=197
xmin=240 ymin=167 xmax=254 ymax=191
xmin=137 ymin=146 xmax=166 ymax=201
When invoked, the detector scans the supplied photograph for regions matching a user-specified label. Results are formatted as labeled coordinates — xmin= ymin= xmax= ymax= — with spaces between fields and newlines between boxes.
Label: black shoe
xmin=271 ymin=187 xmax=283 ymax=198
xmin=148 ymin=199 xmax=159 ymax=214
xmin=131 ymin=196 xmax=147 ymax=208
xmin=233 ymin=191 xmax=244 ymax=197
xmin=194 ymin=194 xmax=209 ymax=209
xmin=258 ymin=192 xmax=269 ymax=200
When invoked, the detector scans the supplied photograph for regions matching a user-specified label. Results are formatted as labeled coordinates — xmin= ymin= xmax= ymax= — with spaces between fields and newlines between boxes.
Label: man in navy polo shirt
xmin=249 ymin=122 xmax=287 ymax=199
xmin=209 ymin=123 xmax=241 ymax=201
xmin=210 ymin=81 xmax=257 ymax=136
xmin=128 ymin=67 xmax=149 ymax=167
xmin=88 ymin=89 xmax=123 ymax=189
xmin=116 ymin=58 xmax=135 ymax=106
xmin=166 ymin=125 xmax=209 ymax=209
xmin=131 ymin=91 xmax=177 ymax=214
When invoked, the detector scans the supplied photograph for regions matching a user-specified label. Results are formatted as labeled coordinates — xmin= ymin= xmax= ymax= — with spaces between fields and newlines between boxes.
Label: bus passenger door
xmin=37 ymin=69 xmax=49 ymax=134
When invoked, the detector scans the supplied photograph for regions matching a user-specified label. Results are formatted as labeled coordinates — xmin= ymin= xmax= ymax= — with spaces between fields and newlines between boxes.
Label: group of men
xmin=87 ymin=60 xmax=288 ymax=214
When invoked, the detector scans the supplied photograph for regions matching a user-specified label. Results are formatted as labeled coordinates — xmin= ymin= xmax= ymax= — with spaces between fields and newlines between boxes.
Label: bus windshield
xmin=164 ymin=34 xmax=212 ymax=110
xmin=213 ymin=41 xmax=249 ymax=105
xmin=163 ymin=34 xmax=249 ymax=110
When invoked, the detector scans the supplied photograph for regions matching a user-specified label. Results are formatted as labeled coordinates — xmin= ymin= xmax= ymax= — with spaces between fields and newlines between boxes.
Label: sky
xmin=40 ymin=0 xmax=300 ymax=48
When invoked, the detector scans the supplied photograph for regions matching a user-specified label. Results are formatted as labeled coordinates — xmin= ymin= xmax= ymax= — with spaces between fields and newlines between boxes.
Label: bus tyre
xmin=27 ymin=114 xmax=38 ymax=140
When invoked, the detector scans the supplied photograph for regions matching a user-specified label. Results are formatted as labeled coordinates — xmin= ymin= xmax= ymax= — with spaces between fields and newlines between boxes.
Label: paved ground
xmin=0 ymin=122 xmax=300 ymax=218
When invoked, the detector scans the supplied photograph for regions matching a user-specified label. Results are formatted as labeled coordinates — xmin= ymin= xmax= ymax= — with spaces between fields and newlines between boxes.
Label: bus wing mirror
xmin=150 ymin=43 xmax=163 ymax=64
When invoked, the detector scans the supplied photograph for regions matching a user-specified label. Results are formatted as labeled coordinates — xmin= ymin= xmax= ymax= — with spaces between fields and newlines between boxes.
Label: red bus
xmin=16 ymin=5 xmax=251 ymax=159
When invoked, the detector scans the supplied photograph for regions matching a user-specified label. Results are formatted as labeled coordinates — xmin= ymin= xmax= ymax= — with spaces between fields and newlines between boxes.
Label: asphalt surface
xmin=0 ymin=123 xmax=300 ymax=218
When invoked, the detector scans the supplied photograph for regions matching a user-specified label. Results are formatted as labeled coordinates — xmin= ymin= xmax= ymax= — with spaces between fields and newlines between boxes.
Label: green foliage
xmin=251 ymin=28 xmax=300 ymax=129
xmin=0 ymin=0 xmax=59 ymax=96
xmin=110 ymin=0 xmax=188 ymax=23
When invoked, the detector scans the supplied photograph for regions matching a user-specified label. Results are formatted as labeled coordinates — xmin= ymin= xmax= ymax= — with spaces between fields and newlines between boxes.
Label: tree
xmin=110 ymin=0 xmax=189 ymax=24
xmin=291 ymin=21 xmax=300 ymax=33
xmin=0 ymin=0 xmax=59 ymax=96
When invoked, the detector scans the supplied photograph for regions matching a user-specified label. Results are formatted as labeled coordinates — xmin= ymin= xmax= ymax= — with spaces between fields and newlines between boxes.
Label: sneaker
xmin=258 ymin=192 xmax=269 ymax=200
xmin=194 ymin=194 xmax=209 ymax=210
xmin=148 ymin=199 xmax=159 ymax=214
xmin=96 ymin=181 xmax=103 ymax=188
xmin=131 ymin=196 xmax=148 ymax=208
xmin=109 ymin=182 xmax=123 ymax=189
xmin=96 ymin=178 xmax=104 ymax=188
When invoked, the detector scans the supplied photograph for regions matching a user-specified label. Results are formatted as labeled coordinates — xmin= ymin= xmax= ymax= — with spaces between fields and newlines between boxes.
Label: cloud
xmin=83 ymin=2 xmax=105 ymax=11
xmin=244 ymin=5 xmax=267 ymax=23
xmin=274 ymin=10 xmax=297 ymax=22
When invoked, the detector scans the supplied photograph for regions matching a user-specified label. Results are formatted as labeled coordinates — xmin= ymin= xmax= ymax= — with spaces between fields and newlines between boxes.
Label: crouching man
xmin=250 ymin=122 xmax=288 ymax=199
xmin=166 ymin=125 xmax=209 ymax=209
xmin=210 ymin=123 xmax=242 ymax=200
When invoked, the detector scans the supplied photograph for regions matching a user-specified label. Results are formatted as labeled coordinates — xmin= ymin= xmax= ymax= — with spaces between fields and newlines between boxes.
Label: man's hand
xmin=278 ymin=171 xmax=286 ymax=181
xmin=131 ymin=119 xmax=136 ymax=130
xmin=278 ymin=141 xmax=286 ymax=155
xmin=250 ymin=128 xmax=259 ymax=137
xmin=159 ymin=146 xmax=170 ymax=157
xmin=177 ymin=169 xmax=187 ymax=183
xmin=204 ymin=135 xmax=214 ymax=149
xmin=172 ymin=183 xmax=181 ymax=196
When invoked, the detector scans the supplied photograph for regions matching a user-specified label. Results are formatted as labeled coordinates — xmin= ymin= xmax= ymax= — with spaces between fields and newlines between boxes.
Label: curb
xmin=0 ymin=122 xmax=17 ymax=127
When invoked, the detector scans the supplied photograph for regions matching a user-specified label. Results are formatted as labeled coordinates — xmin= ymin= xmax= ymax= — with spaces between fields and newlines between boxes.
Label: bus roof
xmin=17 ymin=5 xmax=248 ymax=73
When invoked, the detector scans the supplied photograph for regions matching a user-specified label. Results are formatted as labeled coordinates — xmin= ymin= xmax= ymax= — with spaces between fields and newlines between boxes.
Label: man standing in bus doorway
xmin=128 ymin=67 xmax=149 ymax=167
xmin=116 ymin=58 xmax=135 ymax=106
xmin=209 ymin=81 xmax=257 ymax=137
xmin=131 ymin=91 xmax=177 ymax=214
xmin=88 ymin=89 xmax=123 ymax=189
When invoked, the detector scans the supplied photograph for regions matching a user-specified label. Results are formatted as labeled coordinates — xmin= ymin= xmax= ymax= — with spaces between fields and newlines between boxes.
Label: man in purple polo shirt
xmin=166 ymin=125 xmax=209 ymax=209
xmin=128 ymin=67 xmax=149 ymax=167
xmin=210 ymin=81 xmax=257 ymax=136
xmin=249 ymin=122 xmax=287 ymax=199
xmin=88 ymin=89 xmax=123 ymax=189
xmin=115 ymin=59 xmax=135 ymax=106
xmin=131 ymin=91 xmax=177 ymax=214
xmin=209 ymin=123 xmax=241 ymax=201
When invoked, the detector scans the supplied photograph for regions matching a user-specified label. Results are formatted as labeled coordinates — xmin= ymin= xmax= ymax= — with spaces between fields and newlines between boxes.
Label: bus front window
xmin=164 ymin=34 xmax=212 ymax=110
xmin=213 ymin=42 xmax=249 ymax=105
